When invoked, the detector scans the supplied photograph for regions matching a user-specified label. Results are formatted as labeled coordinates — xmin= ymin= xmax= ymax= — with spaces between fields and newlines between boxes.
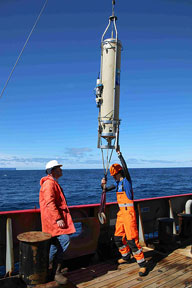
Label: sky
xmin=0 ymin=0 xmax=192 ymax=169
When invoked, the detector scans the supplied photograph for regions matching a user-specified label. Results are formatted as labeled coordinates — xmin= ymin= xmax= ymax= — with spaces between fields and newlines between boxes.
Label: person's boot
xmin=54 ymin=263 xmax=68 ymax=284
xmin=118 ymin=253 xmax=131 ymax=264
xmin=138 ymin=262 xmax=148 ymax=276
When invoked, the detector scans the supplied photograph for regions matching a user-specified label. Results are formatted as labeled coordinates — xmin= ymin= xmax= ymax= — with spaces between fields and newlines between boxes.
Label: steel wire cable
xmin=0 ymin=0 xmax=48 ymax=99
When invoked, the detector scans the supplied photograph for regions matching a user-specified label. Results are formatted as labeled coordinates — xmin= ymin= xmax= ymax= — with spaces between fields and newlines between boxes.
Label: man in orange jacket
xmin=101 ymin=150 xmax=147 ymax=277
xmin=39 ymin=160 xmax=76 ymax=284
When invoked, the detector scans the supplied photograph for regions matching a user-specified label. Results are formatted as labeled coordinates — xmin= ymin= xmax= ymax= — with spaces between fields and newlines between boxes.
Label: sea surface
xmin=0 ymin=168 xmax=192 ymax=212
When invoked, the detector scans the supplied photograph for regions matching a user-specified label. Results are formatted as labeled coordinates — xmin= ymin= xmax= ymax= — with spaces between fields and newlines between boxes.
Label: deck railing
xmin=0 ymin=193 xmax=191 ymax=276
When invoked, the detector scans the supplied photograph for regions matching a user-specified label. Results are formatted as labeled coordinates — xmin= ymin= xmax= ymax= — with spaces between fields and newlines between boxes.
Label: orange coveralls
xmin=114 ymin=182 xmax=145 ymax=266
xmin=111 ymin=152 xmax=146 ymax=267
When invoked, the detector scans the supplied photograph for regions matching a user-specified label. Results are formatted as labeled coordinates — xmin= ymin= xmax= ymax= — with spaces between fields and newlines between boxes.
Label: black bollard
xmin=157 ymin=217 xmax=175 ymax=244
xmin=178 ymin=213 xmax=192 ymax=238
xmin=17 ymin=231 xmax=52 ymax=287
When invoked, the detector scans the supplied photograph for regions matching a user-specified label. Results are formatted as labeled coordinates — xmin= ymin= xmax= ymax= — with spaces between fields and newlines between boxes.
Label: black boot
xmin=138 ymin=261 xmax=148 ymax=277
xmin=118 ymin=253 xmax=132 ymax=264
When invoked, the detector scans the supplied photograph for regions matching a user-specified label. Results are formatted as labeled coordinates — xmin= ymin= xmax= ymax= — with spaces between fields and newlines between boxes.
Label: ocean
xmin=0 ymin=168 xmax=192 ymax=212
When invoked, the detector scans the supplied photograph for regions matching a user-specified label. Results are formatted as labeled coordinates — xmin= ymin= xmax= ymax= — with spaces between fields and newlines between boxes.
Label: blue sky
xmin=0 ymin=0 xmax=191 ymax=169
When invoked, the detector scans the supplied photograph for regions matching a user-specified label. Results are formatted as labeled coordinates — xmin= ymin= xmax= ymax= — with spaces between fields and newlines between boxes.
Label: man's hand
xmin=101 ymin=177 xmax=107 ymax=191
xmin=57 ymin=219 xmax=65 ymax=228
xmin=116 ymin=148 xmax=121 ymax=156
xmin=101 ymin=177 xmax=107 ymax=186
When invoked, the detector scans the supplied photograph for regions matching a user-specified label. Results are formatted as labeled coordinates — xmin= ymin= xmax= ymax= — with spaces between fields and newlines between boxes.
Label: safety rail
xmin=0 ymin=193 xmax=192 ymax=276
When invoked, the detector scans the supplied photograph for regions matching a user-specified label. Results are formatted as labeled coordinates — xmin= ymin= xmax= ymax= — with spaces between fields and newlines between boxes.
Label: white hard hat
xmin=46 ymin=160 xmax=62 ymax=170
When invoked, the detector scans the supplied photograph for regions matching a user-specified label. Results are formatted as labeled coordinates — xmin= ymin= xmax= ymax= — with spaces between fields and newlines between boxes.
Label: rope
xmin=0 ymin=0 xmax=48 ymax=99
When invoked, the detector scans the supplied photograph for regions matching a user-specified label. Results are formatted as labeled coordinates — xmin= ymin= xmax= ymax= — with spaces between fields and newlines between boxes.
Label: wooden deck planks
xmin=67 ymin=262 xmax=116 ymax=283
xmin=159 ymin=271 xmax=192 ymax=288
xmin=68 ymin=251 xmax=155 ymax=287
xmin=115 ymin=259 xmax=187 ymax=288
xmin=170 ymin=271 xmax=192 ymax=288
xmin=100 ymin=253 xmax=188 ymax=288
xmin=71 ymin=262 xmax=139 ymax=287
xmin=86 ymin=265 xmax=142 ymax=288
xmin=66 ymin=250 xmax=192 ymax=288
xmin=130 ymin=257 xmax=192 ymax=288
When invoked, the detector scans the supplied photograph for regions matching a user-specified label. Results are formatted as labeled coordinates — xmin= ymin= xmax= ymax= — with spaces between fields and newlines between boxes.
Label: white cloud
xmin=65 ymin=147 xmax=93 ymax=158
xmin=0 ymin=153 xmax=191 ymax=169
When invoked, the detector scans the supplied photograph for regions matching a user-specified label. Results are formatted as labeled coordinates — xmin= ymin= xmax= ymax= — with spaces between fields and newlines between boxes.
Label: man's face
xmin=52 ymin=166 xmax=62 ymax=179
xmin=113 ymin=173 xmax=121 ymax=181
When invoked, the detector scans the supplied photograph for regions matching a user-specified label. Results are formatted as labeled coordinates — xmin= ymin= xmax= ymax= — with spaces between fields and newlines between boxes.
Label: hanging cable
xmin=101 ymin=148 xmax=106 ymax=175
xmin=101 ymin=146 xmax=113 ymax=176
xmin=112 ymin=0 xmax=115 ymax=17
xmin=99 ymin=145 xmax=114 ymax=224
xmin=0 ymin=0 xmax=48 ymax=99
xmin=106 ymin=146 xmax=113 ymax=172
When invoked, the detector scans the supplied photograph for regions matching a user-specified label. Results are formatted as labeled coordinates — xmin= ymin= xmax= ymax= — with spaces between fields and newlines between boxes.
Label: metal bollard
xmin=178 ymin=213 xmax=192 ymax=238
xmin=17 ymin=231 xmax=52 ymax=287
xmin=157 ymin=217 xmax=175 ymax=244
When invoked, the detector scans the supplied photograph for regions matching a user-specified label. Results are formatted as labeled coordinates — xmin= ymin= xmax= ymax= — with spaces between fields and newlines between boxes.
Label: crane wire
xmin=0 ymin=0 xmax=48 ymax=99
xmin=101 ymin=142 xmax=114 ymax=176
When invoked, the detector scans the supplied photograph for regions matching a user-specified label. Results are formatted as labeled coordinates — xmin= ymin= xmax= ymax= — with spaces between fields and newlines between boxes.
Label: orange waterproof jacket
xmin=39 ymin=175 xmax=76 ymax=237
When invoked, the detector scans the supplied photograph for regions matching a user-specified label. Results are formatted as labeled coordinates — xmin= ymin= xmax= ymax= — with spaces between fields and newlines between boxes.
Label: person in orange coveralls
xmin=39 ymin=160 xmax=76 ymax=284
xmin=101 ymin=149 xmax=147 ymax=277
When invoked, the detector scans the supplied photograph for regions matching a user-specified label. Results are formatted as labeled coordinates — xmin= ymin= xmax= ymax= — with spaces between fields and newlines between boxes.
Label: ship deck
xmin=0 ymin=246 xmax=191 ymax=288
xmin=66 ymin=246 xmax=192 ymax=288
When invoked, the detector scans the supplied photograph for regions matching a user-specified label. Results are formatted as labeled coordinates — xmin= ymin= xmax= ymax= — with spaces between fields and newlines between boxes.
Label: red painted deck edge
xmin=0 ymin=193 xmax=191 ymax=215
